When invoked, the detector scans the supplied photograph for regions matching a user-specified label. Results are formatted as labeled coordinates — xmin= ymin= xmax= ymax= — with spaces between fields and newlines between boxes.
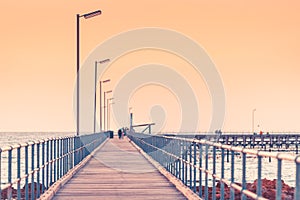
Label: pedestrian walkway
xmin=52 ymin=137 xmax=187 ymax=200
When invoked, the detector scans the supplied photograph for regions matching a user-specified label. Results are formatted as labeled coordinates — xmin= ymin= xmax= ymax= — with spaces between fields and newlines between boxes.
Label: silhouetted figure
xmin=118 ymin=129 xmax=122 ymax=139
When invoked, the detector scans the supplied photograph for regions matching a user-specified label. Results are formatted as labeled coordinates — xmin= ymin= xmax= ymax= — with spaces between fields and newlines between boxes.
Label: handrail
xmin=128 ymin=133 xmax=300 ymax=200
xmin=0 ymin=132 xmax=109 ymax=200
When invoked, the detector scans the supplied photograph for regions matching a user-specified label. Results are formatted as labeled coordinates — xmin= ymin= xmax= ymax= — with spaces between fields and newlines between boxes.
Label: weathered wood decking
xmin=52 ymin=137 xmax=187 ymax=200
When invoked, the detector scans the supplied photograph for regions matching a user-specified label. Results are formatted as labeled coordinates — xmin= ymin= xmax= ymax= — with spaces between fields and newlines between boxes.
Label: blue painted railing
xmin=128 ymin=133 xmax=300 ymax=200
xmin=0 ymin=132 xmax=108 ymax=200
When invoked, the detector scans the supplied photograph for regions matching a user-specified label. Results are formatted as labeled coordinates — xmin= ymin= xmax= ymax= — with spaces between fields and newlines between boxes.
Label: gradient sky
xmin=1 ymin=1 xmax=300 ymax=132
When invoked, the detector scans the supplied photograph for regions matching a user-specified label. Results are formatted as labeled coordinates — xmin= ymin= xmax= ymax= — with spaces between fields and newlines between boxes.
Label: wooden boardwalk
xmin=52 ymin=137 xmax=187 ymax=200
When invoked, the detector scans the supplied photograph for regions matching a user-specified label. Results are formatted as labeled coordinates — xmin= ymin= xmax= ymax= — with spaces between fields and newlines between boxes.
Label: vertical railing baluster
xmin=31 ymin=143 xmax=35 ymax=200
xmin=212 ymin=146 xmax=216 ymax=200
xmin=49 ymin=139 xmax=53 ymax=186
xmin=221 ymin=148 xmax=225 ymax=200
xmin=230 ymin=149 xmax=235 ymax=200
xmin=276 ymin=158 xmax=282 ymax=200
xmin=46 ymin=140 xmax=49 ymax=189
xmin=69 ymin=137 xmax=71 ymax=170
xmin=53 ymin=140 xmax=56 ymax=183
xmin=60 ymin=138 xmax=63 ymax=177
xmin=25 ymin=144 xmax=29 ymax=200
xmin=184 ymin=141 xmax=188 ymax=186
xmin=66 ymin=137 xmax=69 ymax=171
xmin=189 ymin=143 xmax=192 ymax=189
xmin=241 ymin=152 xmax=246 ymax=200
xmin=64 ymin=138 xmax=67 ymax=174
xmin=73 ymin=137 xmax=76 ymax=167
xmin=199 ymin=143 xmax=203 ymax=197
xmin=17 ymin=145 xmax=21 ymax=200
xmin=36 ymin=142 xmax=40 ymax=198
xmin=193 ymin=142 xmax=197 ymax=193
xmin=0 ymin=149 xmax=2 ymax=200
xmin=295 ymin=156 xmax=300 ymax=200
xmin=41 ymin=141 xmax=45 ymax=194
xmin=71 ymin=137 xmax=74 ymax=169
xmin=205 ymin=144 xmax=209 ymax=200
xmin=257 ymin=155 xmax=262 ymax=197
xmin=56 ymin=138 xmax=60 ymax=180
xmin=8 ymin=147 xmax=12 ymax=200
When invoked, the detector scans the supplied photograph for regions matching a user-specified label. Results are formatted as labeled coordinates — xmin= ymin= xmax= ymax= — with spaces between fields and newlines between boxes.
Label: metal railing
xmin=0 ymin=132 xmax=109 ymax=200
xmin=128 ymin=133 xmax=300 ymax=200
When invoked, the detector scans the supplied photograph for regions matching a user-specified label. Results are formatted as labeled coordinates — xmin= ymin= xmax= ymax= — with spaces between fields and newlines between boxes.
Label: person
xmin=118 ymin=129 xmax=122 ymax=139
xmin=260 ymin=130 xmax=263 ymax=135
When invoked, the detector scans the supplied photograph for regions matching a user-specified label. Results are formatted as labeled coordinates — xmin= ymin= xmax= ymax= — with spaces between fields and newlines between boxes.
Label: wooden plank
xmin=52 ymin=138 xmax=186 ymax=200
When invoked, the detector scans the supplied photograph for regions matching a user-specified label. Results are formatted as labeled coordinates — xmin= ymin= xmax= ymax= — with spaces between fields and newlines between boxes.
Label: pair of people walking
xmin=118 ymin=128 xmax=124 ymax=139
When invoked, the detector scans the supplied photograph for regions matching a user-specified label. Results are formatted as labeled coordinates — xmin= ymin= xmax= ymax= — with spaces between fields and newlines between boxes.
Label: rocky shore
xmin=1 ymin=182 xmax=43 ymax=200
xmin=196 ymin=178 xmax=294 ymax=200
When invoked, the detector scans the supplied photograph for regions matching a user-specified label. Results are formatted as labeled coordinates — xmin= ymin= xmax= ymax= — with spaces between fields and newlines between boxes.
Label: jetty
xmin=51 ymin=138 xmax=187 ymax=200
xmin=0 ymin=132 xmax=299 ymax=200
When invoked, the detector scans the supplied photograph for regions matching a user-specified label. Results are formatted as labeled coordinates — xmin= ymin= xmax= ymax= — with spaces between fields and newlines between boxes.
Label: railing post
xmin=46 ymin=140 xmax=49 ymax=189
xmin=41 ymin=141 xmax=45 ymax=193
xmin=295 ymin=156 xmax=300 ymax=200
xmin=8 ymin=147 xmax=12 ymax=200
xmin=59 ymin=137 xmax=62 ymax=178
xmin=230 ymin=149 xmax=235 ymax=200
xmin=17 ymin=145 xmax=21 ymax=200
xmin=199 ymin=143 xmax=203 ymax=197
xmin=31 ymin=143 xmax=35 ymax=200
xmin=193 ymin=142 xmax=197 ymax=193
xmin=221 ymin=148 xmax=225 ymax=200
xmin=205 ymin=144 xmax=209 ymax=200
xmin=212 ymin=145 xmax=216 ymax=200
xmin=241 ymin=152 xmax=246 ymax=200
xmin=57 ymin=138 xmax=60 ymax=180
xmin=63 ymin=138 xmax=66 ymax=175
xmin=67 ymin=137 xmax=72 ymax=170
xmin=72 ymin=137 xmax=75 ymax=168
xmin=184 ymin=141 xmax=188 ymax=186
xmin=37 ymin=142 xmax=40 ymax=198
xmin=49 ymin=139 xmax=53 ymax=187
xmin=276 ymin=158 xmax=282 ymax=200
xmin=64 ymin=138 xmax=67 ymax=173
xmin=0 ymin=149 xmax=2 ymax=200
xmin=257 ymin=155 xmax=262 ymax=197
xmin=25 ymin=144 xmax=29 ymax=200
xmin=189 ymin=143 xmax=192 ymax=189
xmin=53 ymin=140 xmax=56 ymax=183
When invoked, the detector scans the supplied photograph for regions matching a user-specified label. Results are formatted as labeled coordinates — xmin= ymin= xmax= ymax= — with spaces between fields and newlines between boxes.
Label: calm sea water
xmin=0 ymin=132 xmax=297 ymax=189
xmin=0 ymin=132 xmax=74 ymax=148
xmin=0 ymin=132 xmax=74 ymax=189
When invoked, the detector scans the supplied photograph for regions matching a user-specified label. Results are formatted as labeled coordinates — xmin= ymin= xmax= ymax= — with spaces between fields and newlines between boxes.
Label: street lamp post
xmin=252 ymin=108 xmax=256 ymax=133
xmin=107 ymin=98 xmax=114 ymax=130
xmin=93 ymin=59 xmax=110 ymax=133
xmin=76 ymin=10 xmax=101 ymax=136
xmin=103 ymin=90 xmax=112 ymax=131
xmin=99 ymin=79 xmax=110 ymax=132
xmin=129 ymin=107 xmax=133 ymax=130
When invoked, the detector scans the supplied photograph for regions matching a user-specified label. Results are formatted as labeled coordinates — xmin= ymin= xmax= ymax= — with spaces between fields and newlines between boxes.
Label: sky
xmin=0 ymin=1 xmax=300 ymax=133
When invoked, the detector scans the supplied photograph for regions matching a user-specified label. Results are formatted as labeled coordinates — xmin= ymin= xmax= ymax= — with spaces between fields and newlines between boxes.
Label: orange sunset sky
xmin=0 ymin=1 xmax=300 ymax=133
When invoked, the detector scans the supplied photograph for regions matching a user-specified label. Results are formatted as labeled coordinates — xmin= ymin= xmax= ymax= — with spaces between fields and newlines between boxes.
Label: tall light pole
xmin=94 ymin=59 xmax=110 ymax=133
xmin=252 ymin=108 xmax=256 ymax=133
xmin=129 ymin=107 xmax=133 ymax=130
xmin=104 ymin=90 xmax=112 ymax=131
xmin=76 ymin=10 xmax=102 ymax=136
xmin=107 ymin=98 xmax=114 ymax=130
xmin=99 ymin=79 xmax=110 ymax=132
